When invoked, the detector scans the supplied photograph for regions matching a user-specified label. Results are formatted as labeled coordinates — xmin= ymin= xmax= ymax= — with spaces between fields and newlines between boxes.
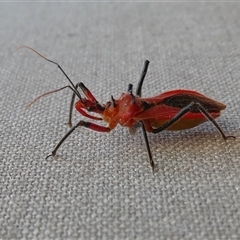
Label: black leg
xmin=197 ymin=104 xmax=235 ymax=140
xmin=152 ymin=102 xmax=235 ymax=140
xmin=136 ymin=60 xmax=150 ymax=97
xmin=46 ymin=120 xmax=111 ymax=159
xmin=152 ymin=102 xmax=196 ymax=133
xmin=46 ymin=121 xmax=80 ymax=159
xmin=139 ymin=121 xmax=155 ymax=172
xmin=68 ymin=82 xmax=82 ymax=128
xmin=135 ymin=60 xmax=153 ymax=172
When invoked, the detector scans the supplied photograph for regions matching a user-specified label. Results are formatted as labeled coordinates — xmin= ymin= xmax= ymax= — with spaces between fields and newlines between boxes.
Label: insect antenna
xmin=25 ymin=85 xmax=78 ymax=110
xmin=16 ymin=46 xmax=82 ymax=100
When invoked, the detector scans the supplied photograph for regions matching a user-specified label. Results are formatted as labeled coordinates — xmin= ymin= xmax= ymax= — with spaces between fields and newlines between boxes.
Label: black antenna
xmin=16 ymin=46 xmax=82 ymax=100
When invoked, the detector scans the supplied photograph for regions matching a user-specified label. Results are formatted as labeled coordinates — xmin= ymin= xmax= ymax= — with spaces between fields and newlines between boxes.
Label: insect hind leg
xmin=152 ymin=102 xmax=235 ymax=140
xmin=196 ymin=104 xmax=235 ymax=140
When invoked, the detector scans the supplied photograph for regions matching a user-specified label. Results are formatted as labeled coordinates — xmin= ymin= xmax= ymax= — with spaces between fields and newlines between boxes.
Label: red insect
xmin=18 ymin=46 xmax=235 ymax=172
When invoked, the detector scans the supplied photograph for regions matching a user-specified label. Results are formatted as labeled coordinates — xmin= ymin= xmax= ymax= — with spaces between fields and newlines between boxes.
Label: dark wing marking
xmin=162 ymin=93 xmax=225 ymax=113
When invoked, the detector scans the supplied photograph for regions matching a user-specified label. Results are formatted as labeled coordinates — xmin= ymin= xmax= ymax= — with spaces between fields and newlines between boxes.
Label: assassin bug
xmin=18 ymin=46 xmax=235 ymax=172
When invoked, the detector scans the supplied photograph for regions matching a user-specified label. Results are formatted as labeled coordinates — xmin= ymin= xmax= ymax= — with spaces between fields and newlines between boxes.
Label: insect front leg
xmin=68 ymin=82 xmax=103 ymax=128
xmin=68 ymin=82 xmax=81 ymax=127
xmin=152 ymin=102 xmax=235 ymax=140
xmin=46 ymin=121 xmax=111 ymax=159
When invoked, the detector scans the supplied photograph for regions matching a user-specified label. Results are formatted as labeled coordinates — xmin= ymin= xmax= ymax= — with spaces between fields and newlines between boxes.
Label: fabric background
xmin=1 ymin=2 xmax=240 ymax=239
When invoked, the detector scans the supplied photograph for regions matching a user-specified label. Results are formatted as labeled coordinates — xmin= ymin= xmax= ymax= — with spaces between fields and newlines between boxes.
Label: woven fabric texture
xmin=1 ymin=3 xmax=240 ymax=239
